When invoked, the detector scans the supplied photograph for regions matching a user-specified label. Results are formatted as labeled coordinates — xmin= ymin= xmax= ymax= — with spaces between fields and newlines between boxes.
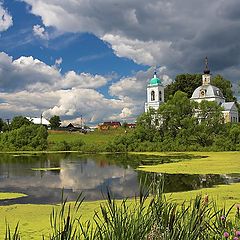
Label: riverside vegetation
xmin=1 ymin=91 xmax=240 ymax=152
xmin=1 ymin=73 xmax=240 ymax=152
xmin=5 ymin=180 xmax=240 ymax=240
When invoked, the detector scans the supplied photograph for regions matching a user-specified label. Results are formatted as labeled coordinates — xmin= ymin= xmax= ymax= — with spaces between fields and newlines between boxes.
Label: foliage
xmin=10 ymin=116 xmax=32 ymax=131
xmin=165 ymin=74 xmax=202 ymax=101
xmin=212 ymin=75 xmax=237 ymax=102
xmin=107 ymin=90 xmax=240 ymax=152
xmin=49 ymin=115 xmax=61 ymax=129
xmin=5 ymin=181 xmax=240 ymax=240
xmin=0 ymin=118 xmax=4 ymax=131
xmin=165 ymin=73 xmax=237 ymax=103
xmin=0 ymin=124 xmax=48 ymax=151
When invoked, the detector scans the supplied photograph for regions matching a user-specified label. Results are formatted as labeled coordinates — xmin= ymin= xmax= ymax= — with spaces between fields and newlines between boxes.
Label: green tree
xmin=158 ymin=91 xmax=197 ymax=139
xmin=0 ymin=125 xmax=48 ymax=151
xmin=49 ymin=115 xmax=61 ymax=129
xmin=165 ymin=73 xmax=237 ymax=103
xmin=10 ymin=116 xmax=32 ymax=130
xmin=165 ymin=74 xmax=202 ymax=101
xmin=194 ymin=101 xmax=225 ymax=147
xmin=0 ymin=118 xmax=4 ymax=132
xmin=135 ymin=108 xmax=160 ymax=142
xmin=212 ymin=75 xmax=237 ymax=102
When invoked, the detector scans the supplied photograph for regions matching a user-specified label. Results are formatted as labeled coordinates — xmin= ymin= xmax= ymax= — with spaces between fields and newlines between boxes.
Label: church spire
xmin=202 ymin=57 xmax=211 ymax=85
xmin=204 ymin=56 xmax=210 ymax=74
xmin=153 ymin=67 xmax=157 ymax=78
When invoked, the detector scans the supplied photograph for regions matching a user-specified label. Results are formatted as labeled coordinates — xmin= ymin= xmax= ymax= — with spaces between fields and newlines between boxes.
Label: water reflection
xmin=0 ymin=153 xmax=238 ymax=205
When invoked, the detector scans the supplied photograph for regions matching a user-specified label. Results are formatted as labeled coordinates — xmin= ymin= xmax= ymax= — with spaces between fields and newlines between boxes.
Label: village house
xmin=98 ymin=121 xmax=121 ymax=130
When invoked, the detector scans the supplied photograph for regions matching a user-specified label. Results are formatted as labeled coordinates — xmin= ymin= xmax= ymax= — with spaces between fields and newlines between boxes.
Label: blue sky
xmin=0 ymin=0 xmax=240 ymax=125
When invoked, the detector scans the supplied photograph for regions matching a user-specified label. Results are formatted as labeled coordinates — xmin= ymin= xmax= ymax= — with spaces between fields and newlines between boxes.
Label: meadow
xmin=48 ymin=128 xmax=126 ymax=145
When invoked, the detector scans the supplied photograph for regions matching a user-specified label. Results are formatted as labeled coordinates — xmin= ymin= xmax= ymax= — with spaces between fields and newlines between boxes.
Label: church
xmin=145 ymin=59 xmax=239 ymax=123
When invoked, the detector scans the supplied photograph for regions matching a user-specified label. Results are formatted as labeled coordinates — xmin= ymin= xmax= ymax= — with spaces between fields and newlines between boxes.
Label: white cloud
xmin=102 ymin=34 xmax=173 ymax=66
xmin=0 ymin=2 xmax=12 ymax=32
xmin=0 ymin=52 xmax=110 ymax=92
xmin=33 ymin=24 xmax=49 ymax=40
xmin=21 ymin=0 xmax=240 ymax=90
xmin=0 ymin=52 xmax=157 ymax=123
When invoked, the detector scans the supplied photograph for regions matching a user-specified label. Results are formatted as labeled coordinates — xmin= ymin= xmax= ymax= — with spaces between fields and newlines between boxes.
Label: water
xmin=0 ymin=153 xmax=239 ymax=205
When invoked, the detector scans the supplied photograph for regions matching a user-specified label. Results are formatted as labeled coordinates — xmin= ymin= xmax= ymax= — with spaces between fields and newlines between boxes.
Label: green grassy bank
xmin=48 ymin=128 xmax=125 ymax=145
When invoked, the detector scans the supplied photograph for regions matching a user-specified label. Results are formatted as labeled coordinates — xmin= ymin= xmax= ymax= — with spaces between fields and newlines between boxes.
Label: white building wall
xmin=145 ymin=85 xmax=164 ymax=112
xmin=193 ymin=97 xmax=225 ymax=105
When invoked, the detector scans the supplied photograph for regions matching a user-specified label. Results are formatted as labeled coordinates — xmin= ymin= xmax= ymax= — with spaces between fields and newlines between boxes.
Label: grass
xmin=1 ymin=183 xmax=240 ymax=239
xmin=1 ymin=182 xmax=240 ymax=239
xmin=0 ymin=192 xmax=27 ymax=200
xmin=48 ymin=128 xmax=127 ymax=145
xmin=137 ymin=151 xmax=240 ymax=174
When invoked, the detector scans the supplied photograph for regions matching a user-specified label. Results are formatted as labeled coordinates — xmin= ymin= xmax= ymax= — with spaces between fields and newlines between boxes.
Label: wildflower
xmin=220 ymin=215 xmax=226 ymax=221
xmin=236 ymin=231 xmax=240 ymax=237
xmin=223 ymin=232 xmax=229 ymax=238
xmin=233 ymin=237 xmax=238 ymax=240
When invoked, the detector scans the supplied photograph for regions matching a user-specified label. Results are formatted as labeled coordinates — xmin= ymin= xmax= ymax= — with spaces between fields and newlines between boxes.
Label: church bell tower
xmin=145 ymin=70 xmax=164 ymax=112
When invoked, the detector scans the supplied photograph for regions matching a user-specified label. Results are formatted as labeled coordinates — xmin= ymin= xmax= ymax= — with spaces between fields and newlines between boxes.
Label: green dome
xmin=149 ymin=76 xmax=161 ymax=85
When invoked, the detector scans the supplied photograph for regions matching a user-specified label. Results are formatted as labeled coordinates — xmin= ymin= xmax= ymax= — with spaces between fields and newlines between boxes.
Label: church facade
xmin=145 ymin=59 xmax=239 ymax=123
xmin=191 ymin=58 xmax=239 ymax=123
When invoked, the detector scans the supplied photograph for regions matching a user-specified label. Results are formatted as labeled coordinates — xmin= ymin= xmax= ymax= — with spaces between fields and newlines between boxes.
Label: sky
xmin=0 ymin=0 xmax=240 ymax=125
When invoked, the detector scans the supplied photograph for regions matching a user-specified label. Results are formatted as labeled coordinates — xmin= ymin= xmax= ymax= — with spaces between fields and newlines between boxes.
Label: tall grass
xmin=5 ymin=180 xmax=240 ymax=239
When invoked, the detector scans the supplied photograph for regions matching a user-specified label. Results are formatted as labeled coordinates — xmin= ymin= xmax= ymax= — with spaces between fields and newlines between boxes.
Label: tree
xmin=212 ymin=75 xmax=237 ymax=102
xmin=10 ymin=116 xmax=32 ymax=130
xmin=0 ymin=124 xmax=48 ymax=151
xmin=194 ymin=101 xmax=225 ymax=147
xmin=165 ymin=74 xmax=202 ymax=101
xmin=165 ymin=73 xmax=237 ymax=103
xmin=135 ymin=108 xmax=160 ymax=142
xmin=49 ymin=115 xmax=61 ymax=129
xmin=158 ymin=91 xmax=197 ymax=139
xmin=0 ymin=118 xmax=4 ymax=132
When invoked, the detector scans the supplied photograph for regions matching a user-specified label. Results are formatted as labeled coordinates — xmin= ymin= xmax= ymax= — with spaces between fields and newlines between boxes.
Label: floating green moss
xmin=0 ymin=192 xmax=27 ymax=200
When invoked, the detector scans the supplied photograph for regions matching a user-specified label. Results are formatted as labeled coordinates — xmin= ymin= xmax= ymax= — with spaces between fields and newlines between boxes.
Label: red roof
xmin=102 ymin=121 xmax=121 ymax=126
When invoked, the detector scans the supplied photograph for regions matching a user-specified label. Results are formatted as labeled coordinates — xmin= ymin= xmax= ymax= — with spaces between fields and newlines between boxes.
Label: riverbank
xmin=1 ymin=182 xmax=240 ymax=239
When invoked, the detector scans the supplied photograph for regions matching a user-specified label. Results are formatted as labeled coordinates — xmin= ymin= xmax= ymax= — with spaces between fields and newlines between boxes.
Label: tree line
xmin=0 ymin=116 xmax=48 ymax=151
xmin=107 ymin=74 xmax=240 ymax=152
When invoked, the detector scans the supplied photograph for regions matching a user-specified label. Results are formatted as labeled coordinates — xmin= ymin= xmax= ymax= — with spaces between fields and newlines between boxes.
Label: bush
xmin=0 ymin=125 xmax=48 ymax=151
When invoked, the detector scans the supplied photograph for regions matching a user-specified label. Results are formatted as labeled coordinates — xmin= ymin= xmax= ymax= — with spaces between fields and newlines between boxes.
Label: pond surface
xmin=0 ymin=153 xmax=239 ymax=205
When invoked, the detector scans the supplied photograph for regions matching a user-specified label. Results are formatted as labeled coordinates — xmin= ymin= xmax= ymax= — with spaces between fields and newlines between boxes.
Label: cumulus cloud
xmin=22 ymin=0 xmax=240 ymax=88
xmin=0 ymin=52 xmax=158 ymax=123
xmin=0 ymin=2 xmax=12 ymax=32
xmin=0 ymin=52 xmax=110 ymax=92
xmin=102 ymin=34 xmax=173 ymax=66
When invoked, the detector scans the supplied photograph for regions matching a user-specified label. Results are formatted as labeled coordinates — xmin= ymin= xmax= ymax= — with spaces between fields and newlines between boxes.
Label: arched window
xmin=151 ymin=91 xmax=155 ymax=101
xmin=159 ymin=91 xmax=162 ymax=101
